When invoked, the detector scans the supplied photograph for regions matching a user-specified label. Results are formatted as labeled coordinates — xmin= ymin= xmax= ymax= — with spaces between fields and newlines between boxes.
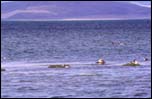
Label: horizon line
xmin=1 ymin=18 xmax=151 ymax=21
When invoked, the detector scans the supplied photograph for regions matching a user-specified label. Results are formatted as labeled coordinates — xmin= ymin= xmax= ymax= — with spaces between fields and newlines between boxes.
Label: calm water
xmin=1 ymin=20 xmax=151 ymax=98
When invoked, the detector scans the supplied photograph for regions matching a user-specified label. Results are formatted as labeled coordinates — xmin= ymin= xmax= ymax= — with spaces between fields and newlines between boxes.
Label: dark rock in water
xmin=1 ymin=68 xmax=6 ymax=71
xmin=48 ymin=64 xmax=70 ymax=68
xmin=122 ymin=62 xmax=140 ymax=66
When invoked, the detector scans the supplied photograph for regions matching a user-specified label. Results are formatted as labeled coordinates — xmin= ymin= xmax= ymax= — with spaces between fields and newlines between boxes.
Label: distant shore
xmin=1 ymin=18 xmax=151 ymax=22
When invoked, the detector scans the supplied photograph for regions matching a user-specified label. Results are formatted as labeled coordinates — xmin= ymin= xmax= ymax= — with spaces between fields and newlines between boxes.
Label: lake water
xmin=1 ymin=20 xmax=151 ymax=98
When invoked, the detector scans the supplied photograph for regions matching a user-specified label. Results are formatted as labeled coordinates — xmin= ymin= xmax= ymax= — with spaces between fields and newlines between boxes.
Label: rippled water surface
xmin=1 ymin=20 xmax=151 ymax=98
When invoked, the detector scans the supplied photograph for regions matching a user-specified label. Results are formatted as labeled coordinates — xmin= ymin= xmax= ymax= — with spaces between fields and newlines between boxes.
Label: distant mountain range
xmin=1 ymin=1 xmax=151 ymax=20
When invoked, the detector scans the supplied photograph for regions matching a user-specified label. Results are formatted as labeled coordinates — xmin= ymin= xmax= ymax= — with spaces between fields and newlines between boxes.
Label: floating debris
xmin=123 ymin=59 xmax=140 ymax=66
xmin=48 ymin=64 xmax=70 ymax=68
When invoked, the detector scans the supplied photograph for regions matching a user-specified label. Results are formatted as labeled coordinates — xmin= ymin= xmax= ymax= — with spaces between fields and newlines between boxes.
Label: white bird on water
xmin=97 ymin=58 xmax=105 ymax=65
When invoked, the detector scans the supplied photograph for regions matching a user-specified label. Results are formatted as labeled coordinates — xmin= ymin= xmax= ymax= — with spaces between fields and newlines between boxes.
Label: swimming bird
xmin=131 ymin=59 xmax=139 ymax=64
xmin=96 ymin=58 xmax=105 ymax=65
xmin=144 ymin=57 xmax=148 ymax=61
xmin=111 ymin=41 xmax=125 ymax=46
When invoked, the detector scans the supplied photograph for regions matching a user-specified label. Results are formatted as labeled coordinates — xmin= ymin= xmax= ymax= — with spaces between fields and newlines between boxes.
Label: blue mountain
xmin=1 ymin=1 xmax=151 ymax=20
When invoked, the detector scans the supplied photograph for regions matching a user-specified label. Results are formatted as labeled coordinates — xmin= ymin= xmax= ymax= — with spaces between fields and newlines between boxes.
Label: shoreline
xmin=1 ymin=18 xmax=151 ymax=22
